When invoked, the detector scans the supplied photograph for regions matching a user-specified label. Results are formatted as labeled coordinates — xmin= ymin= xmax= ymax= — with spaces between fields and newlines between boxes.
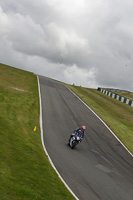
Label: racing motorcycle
xmin=68 ymin=133 xmax=82 ymax=149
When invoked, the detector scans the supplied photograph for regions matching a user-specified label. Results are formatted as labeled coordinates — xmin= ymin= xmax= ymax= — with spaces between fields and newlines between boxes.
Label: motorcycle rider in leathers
xmin=68 ymin=125 xmax=86 ymax=144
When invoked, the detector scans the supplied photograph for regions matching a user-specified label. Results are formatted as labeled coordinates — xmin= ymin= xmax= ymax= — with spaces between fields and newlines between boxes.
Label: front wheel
xmin=71 ymin=140 xmax=78 ymax=149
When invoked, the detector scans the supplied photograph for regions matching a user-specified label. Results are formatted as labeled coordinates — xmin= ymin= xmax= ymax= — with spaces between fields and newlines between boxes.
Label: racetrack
xmin=39 ymin=76 xmax=133 ymax=200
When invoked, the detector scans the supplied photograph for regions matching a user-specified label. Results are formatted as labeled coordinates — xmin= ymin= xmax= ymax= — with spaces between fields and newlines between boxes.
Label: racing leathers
xmin=68 ymin=127 xmax=85 ymax=145
xmin=73 ymin=127 xmax=85 ymax=139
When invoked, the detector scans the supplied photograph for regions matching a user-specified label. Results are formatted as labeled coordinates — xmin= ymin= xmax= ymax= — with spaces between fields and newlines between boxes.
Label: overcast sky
xmin=0 ymin=0 xmax=133 ymax=91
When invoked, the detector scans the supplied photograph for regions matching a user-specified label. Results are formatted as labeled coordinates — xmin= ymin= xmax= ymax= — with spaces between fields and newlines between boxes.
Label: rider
xmin=68 ymin=125 xmax=86 ymax=144
xmin=74 ymin=125 xmax=86 ymax=138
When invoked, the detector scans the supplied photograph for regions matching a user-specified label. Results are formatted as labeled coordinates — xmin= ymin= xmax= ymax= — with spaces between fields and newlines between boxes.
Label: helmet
xmin=82 ymin=125 xmax=86 ymax=130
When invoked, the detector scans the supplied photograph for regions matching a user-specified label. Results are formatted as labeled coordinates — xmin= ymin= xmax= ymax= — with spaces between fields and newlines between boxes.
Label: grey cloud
xmin=0 ymin=0 xmax=133 ymax=91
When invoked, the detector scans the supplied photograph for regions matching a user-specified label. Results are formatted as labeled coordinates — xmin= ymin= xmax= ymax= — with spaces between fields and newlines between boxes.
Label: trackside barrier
xmin=98 ymin=87 xmax=133 ymax=107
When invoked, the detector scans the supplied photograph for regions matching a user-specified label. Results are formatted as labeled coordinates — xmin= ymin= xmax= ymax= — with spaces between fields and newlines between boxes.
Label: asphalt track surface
xmin=39 ymin=76 xmax=133 ymax=200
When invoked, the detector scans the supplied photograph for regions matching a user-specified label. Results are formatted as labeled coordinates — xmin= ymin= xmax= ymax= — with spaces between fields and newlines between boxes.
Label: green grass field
xmin=66 ymin=85 xmax=133 ymax=155
xmin=0 ymin=63 xmax=74 ymax=200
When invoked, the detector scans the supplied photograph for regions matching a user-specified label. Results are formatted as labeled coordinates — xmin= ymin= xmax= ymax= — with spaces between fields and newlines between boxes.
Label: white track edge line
xmin=65 ymin=85 xmax=133 ymax=158
xmin=37 ymin=75 xmax=79 ymax=200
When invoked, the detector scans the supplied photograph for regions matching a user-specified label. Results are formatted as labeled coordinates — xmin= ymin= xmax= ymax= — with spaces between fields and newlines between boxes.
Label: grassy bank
xmin=66 ymin=84 xmax=133 ymax=155
xmin=0 ymin=63 xmax=74 ymax=200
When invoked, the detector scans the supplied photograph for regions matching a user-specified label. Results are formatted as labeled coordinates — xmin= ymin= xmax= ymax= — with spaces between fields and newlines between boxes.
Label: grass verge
xmin=0 ymin=63 xmax=74 ymax=200
xmin=65 ymin=84 xmax=133 ymax=155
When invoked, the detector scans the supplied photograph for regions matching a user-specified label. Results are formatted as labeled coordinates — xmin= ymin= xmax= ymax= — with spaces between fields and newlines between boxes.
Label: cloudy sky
xmin=0 ymin=0 xmax=133 ymax=91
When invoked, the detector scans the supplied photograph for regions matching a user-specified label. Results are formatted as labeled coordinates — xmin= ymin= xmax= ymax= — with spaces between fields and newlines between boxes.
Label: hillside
xmin=0 ymin=63 xmax=74 ymax=200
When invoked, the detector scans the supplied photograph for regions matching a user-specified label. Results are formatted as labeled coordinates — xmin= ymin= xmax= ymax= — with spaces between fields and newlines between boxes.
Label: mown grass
xmin=0 ymin=63 xmax=74 ymax=200
xmin=65 ymin=84 xmax=133 ymax=154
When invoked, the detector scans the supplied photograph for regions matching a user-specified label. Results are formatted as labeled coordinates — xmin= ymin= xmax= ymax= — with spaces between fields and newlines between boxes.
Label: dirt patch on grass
xmin=10 ymin=87 xmax=28 ymax=92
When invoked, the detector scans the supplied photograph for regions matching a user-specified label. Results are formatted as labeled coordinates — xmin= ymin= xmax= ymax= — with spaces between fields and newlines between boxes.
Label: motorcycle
xmin=68 ymin=133 xmax=82 ymax=149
